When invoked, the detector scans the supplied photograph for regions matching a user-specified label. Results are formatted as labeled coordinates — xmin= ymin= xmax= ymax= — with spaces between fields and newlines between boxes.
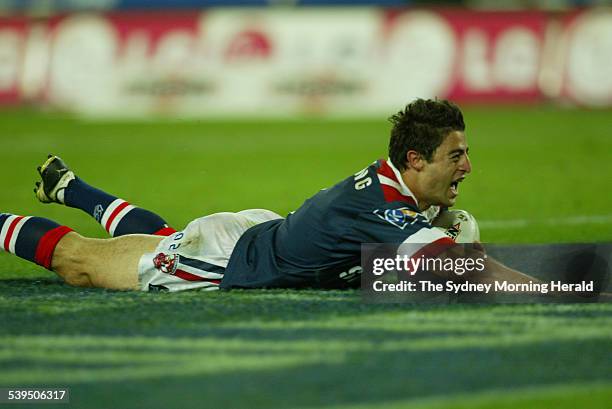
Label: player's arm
xmin=402 ymin=209 xmax=542 ymax=285
xmin=363 ymin=206 xmax=541 ymax=287
xmin=440 ymin=244 xmax=542 ymax=285
xmin=397 ymin=210 xmax=606 ymax=300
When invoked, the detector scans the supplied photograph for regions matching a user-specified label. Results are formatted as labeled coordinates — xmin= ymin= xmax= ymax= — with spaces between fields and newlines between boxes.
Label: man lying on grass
xmin=1 ymin=99 xmax=535 ymax=293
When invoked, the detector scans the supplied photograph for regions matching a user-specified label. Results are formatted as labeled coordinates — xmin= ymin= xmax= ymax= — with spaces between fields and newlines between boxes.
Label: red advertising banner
xmin=0 ymin=8 xmax=611 ymax=114
xmin=436 ymin=10 xmax=549 ymax=103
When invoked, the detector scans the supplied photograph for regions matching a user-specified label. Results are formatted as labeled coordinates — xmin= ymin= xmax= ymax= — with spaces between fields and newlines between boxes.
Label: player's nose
xmin=461 ymin=154 xmax=472 ymax=174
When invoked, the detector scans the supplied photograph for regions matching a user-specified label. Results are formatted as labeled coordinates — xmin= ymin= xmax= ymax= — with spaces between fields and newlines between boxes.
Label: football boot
xmin=34 ymin=155 xmax=75 ymax=204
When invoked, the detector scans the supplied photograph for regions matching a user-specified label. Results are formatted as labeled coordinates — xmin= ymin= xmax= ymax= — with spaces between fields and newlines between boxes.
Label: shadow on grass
xmin=0 ymin=278 xmax=452 ymax=336
xmin=1 ymin=278 xmax=611 ymax=408
xmin=1 ymin=278 xmax=610 ymax=337
xmin=2 ymin=336 xmax=610 ymax=409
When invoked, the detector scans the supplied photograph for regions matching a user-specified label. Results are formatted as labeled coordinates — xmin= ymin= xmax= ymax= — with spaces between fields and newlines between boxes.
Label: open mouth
xmin=450 ymin=178 xmax=463 ymax=196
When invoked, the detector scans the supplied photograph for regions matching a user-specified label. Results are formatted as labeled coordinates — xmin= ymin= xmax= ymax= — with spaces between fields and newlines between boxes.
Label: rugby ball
xmin=432 ymin=209 xmax=480 ymax=243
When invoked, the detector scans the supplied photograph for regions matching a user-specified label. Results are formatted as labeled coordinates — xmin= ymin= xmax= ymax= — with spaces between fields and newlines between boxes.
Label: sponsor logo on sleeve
xmin=373 ymin=207 xmax=425 ymax=229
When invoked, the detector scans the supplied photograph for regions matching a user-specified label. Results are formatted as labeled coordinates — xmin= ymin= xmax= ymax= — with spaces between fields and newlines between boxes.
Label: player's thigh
xmin=90 ymin=235 xmax=164 ymax=290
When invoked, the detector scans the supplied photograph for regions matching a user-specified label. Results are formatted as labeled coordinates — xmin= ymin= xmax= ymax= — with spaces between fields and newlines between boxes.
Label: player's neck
xmin=400 ymin=170 xmax=430 ymax=212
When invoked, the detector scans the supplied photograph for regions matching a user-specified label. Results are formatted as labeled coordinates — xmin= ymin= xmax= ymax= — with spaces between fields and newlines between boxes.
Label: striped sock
xmin=0 ymin=213 xmax=73 ymax=270
xmin=63 ymin=178 xmax=175 ymax=237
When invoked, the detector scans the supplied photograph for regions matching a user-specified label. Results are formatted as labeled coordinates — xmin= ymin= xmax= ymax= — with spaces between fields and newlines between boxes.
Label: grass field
xmin=0 ymin=106 xmax=611 ymax=408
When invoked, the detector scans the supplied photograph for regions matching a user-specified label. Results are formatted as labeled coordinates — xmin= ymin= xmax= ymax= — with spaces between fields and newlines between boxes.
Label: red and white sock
xmin=97 ymin=199 xmax=176 ymax=237
xmin=0 ymin=213 xmax=73 ymax=270
xmin=63 ymin=177 xmax=175 ymax=237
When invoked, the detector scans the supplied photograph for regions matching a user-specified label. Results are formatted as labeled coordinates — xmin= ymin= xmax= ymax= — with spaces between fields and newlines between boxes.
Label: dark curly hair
xmin=388 ymin=99 xmax=465 ymax=171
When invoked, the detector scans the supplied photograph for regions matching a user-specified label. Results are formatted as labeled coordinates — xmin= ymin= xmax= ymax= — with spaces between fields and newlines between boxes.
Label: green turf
xmin=0 ymin=107 xmax=611 ymax=408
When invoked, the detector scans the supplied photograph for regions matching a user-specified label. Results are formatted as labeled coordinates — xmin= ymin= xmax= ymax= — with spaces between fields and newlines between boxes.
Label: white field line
xmin=479 ymin=214 xmax=612 ymax=229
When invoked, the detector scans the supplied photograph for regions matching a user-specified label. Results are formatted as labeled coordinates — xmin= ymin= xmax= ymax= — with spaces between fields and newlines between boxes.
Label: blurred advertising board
xmin=0 ymin=0 xmax=410 ymax=13
xmin=0 ymin=8 xmax=611 ymax=116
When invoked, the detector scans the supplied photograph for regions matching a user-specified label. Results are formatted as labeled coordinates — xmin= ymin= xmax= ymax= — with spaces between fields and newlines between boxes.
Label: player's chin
xmin=444 ymin=195 xmax=457 ymax=207
xmin=430 ymin=191 xmax=457 ymax=208
xmin=432 ymin=198 xmax=455 ymax=208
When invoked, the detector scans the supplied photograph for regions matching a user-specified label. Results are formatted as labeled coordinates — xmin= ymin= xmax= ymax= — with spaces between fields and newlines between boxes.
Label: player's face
xmin=420 ymin=131 xmax=471 ymax=208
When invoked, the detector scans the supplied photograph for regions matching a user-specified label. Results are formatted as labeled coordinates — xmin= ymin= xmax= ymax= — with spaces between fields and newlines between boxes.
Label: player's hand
xmin=473 ymin=241 xmax=486 ymax=253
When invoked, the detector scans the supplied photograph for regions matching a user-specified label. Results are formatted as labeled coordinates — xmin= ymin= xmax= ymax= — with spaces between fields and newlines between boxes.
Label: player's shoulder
xmin=352 ymin=158 xmax=419 ymax=208
xmin=354 ymin=160 xmax=442 ymax=231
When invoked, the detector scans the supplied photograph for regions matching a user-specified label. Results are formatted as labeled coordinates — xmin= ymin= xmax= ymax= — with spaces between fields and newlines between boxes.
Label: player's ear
xmin=406 ymin=150 xmax=425 ymax=171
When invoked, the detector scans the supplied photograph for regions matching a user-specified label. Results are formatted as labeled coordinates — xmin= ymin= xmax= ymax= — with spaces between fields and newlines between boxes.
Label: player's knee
xmin=63 ymin=270 xmax=93 ymax=287
xmin=51 ymin=233 xmax=95 ymax=287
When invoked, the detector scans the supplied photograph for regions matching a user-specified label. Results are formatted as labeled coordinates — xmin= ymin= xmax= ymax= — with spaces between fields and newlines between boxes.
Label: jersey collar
xmin=376 ymin=159 xmax=419 ymax=207
xmin=387 ymin=159 xmax=419 ymax=206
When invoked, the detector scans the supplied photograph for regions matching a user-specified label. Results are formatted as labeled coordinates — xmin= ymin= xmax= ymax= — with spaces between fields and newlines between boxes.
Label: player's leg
xmin=34 ymin=155 xmax=176 ymax=237
xmin=0 ymin=212 xmax=162 ymax=290
xmin=0 ymin=213 xmax=73 ymax=271
xmin=51 ymin=232 xmax=162 ymax=290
